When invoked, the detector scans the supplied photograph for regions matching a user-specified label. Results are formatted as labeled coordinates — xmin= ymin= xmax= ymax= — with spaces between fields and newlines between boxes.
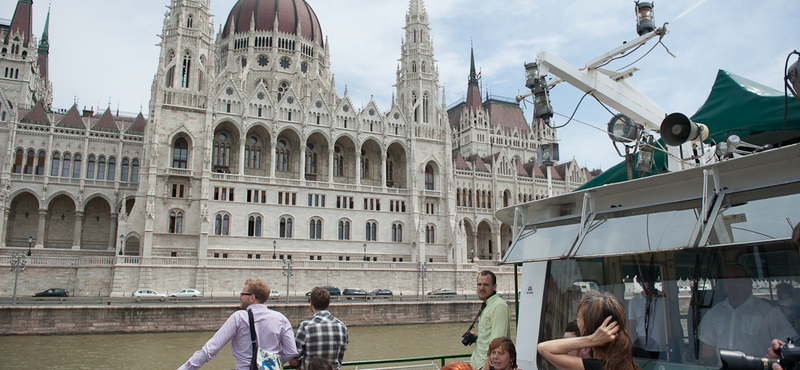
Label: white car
xmin=679 ymin=286 xmax=691 ymax=293
xmin=169 ymin=289 xmax=203 ymax=298
xmin=132 ymin=289 xmax=166 ymax=298
xmin=270 ymin=289 xmax=280 ymax=300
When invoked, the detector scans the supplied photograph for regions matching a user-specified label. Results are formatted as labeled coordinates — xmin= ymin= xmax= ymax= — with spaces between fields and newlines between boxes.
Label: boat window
xmin=538 ymin=240 xmax=800 ymax=370
xmin=704 ymin=184 xmax=800 ymax=247
xmin=503 ymin=217 xmax=581 ymax=262
xmin=576 ymin=199 xmax=702 ymax=257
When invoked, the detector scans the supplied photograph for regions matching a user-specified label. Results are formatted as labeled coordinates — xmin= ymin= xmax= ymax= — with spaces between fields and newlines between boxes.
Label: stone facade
xmin=0 ymin=0 xmax=593 ymax=296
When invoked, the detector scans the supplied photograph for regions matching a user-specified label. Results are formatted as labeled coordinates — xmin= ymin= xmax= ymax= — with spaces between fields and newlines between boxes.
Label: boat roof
xmin=497 ymin=143 xmax=800 ymax=263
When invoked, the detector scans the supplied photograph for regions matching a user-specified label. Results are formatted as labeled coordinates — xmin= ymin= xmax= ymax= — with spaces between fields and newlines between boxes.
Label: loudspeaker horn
xmin=660 ymin=113 xmax=709 ymax=146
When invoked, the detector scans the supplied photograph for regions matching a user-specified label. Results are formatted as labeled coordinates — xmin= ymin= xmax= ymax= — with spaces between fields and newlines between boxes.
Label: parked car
xmin=132 ymin=289 xmax=166 ymax=298
xmin=306 ymin=286 xmax=341 ymax=297
xmin=169 ymin=289 xmax=203 ymax=298
xmin=368 ymin=289 xmax=393 ymax=299
xmin=270 ymin=289 xmax=280 ymax=300
xmin=679 ymin=286 xmax=691 ymax=293
xmin=427 ymin=288 xmax=457 ymax=296
xmin=33 ymin=288 xmax=68 ymax=297
xmin=343 ymin=288 xmax=368 ymax=300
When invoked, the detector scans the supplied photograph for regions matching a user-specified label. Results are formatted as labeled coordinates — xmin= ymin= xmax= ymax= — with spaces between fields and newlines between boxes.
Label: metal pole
xmin=10 ymin=253 xmax=25 ymax=305
xmin=282 ymin=258 xmax=293 ymax=304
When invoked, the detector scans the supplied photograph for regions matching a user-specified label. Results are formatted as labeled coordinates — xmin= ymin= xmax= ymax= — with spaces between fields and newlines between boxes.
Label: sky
xmin=8 ymin=0 xmax=799 ymax=171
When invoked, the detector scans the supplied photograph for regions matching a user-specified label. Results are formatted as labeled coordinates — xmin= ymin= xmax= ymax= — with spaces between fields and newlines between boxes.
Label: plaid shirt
xmin=295 ymin=310 xmax=349 ymax=370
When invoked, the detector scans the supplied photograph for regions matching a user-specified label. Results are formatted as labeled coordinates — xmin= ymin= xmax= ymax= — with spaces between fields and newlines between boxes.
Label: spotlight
xmin=607 ymin=114 xmax=642 ymax=143
xmin=635 ymin=137 xmax=655 ymax=173
xmin=787 ymin=53 xmax=800 ymax=102
xmin=635 ymin=2 xmax=656 ymax=36
xmin=525 ymin=62 xmax=554 ymax=124
xmin=537 ymin=143 xmax=559 ymax=166
xmin=660 ymin=113 xmax=708 ymax=146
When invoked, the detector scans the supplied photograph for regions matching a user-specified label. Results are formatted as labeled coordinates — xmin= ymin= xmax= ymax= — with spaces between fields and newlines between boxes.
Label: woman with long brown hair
xmin=538 ymin=290 xmax=638 ymax=370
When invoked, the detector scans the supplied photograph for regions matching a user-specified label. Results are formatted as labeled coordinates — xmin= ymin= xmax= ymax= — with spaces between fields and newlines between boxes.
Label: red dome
xmin=222 ymin=0 xmax=324 ymax=48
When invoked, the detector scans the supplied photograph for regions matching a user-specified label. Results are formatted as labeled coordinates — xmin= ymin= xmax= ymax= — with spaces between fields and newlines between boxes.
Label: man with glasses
xmin=178 ymin=279 xmax=297 ymax=370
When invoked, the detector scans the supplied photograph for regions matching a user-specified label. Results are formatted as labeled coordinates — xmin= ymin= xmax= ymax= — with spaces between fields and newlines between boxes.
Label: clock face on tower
xmin=258 ymin=56 xmax=269 ymax=67
xmin=280 ymin=57 xmax=291 ymax=69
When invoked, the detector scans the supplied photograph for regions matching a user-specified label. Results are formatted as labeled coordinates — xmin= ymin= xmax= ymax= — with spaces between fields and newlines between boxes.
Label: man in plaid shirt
xmin=289 ymin=287 xmax=349 ymax=370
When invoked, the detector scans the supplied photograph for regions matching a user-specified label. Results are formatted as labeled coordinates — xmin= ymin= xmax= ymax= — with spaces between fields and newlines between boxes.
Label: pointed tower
xmin=396 ymin=0 xmax=441 ymax=126
xmin=0 ymin=0 xmax=48 ymax=109
xmin=136 ymin=0 xmax=216 ymax=262
xmin=36 ymin=6 xmax=53 ymax=109
xmin=449 ymin=47 xmax=492 ymax=157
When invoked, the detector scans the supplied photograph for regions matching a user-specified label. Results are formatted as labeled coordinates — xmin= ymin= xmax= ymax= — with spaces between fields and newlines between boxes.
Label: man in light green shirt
xmin=469 ymin=270 xmax=511 ymax=370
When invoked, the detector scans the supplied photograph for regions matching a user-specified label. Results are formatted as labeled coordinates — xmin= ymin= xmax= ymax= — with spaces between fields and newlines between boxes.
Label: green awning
xmin=577 ymin=70 xmax=800 ymax=191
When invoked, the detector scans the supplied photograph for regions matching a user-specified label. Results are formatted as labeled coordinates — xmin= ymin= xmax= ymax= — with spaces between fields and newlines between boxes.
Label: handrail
xmin=342 ymin=353 xmax=472 ymax=368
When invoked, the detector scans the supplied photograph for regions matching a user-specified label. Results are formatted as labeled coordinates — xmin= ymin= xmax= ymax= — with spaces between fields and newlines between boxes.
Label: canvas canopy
xmin=577 ymin=70 xmax=800 ymax=191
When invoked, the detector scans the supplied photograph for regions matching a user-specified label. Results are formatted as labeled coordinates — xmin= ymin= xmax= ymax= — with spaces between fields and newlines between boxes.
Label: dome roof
xmin=222 ymin=0 xmax=324 ymax=48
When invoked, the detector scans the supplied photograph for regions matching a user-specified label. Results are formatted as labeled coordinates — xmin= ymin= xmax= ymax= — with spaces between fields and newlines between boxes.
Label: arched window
xmin=365 ymin=222 xmax=377 ymax=241
xmin=181 ymin=52 xmax=191 ymax=88
xmin=24 ymin=150 xmax=34 ymax=174
xmin=421 ymin=61 xmax=426 ymax=73
xmin=131 ymin=159 xmax=140 ymax=183
xmin=482 ymin=191 xmax=487 ymax=208
xmin=412 ymin=92 xmax=419 ymax=122
xmin=426 ymin=225 xmax=435 ymax=244
xmin=387 ymin=161 xmax=394 ymax=182
xmin=309 ymin=219 xmax=322 ymax=239
xmin=305 ymin=144 xmax=317 ymax=174
xmin=121 ymin=159 xmax=129 ymax=182
xmin=503 ymin=191 xmax=510 ymax=208
xmin=245 ymin=137 xmax=261 ymax=169
xmin=412 ymin=61 xmax=417 ymax=73
xmin=392 ymin=223 xmax=403 ymax=242
xmin=215 ymin=214 xmax=230 ymax=235
xmin=107 ymin=157 xmax=116 ymax=181
xmin=73 ymin=154 xmax=82 ymax=178
xmin=248 ymin=216 xmax=262 ymax=237
xmin=333 ymin=146 xmax=343 ymax=177
xmin=360 ymin=153 xmax=369 ymax=179
xmin=13 ymin=149 xmax=23 ymax=174
xmin=36 ymin=151 xmax=46 ymax=175
xmin=275 ymin=140 xmax=290 ymax=171
xmin=87 ymin=155 xmax=95 ymax=179
xmin=186 ymin=14 xmax=193 ymax=28
xmin=423 ymin=93 xmax=429 ymax=123
xmin=51 ymin=152 xmax=60 ymax=176
xmin=61 ymin=153 xmax=71 ymax=177
xmin=456 ymin=188 xmax=461 ymax=207
xmin=173 ymin=137 xmax=188 ymax=168
xmin=169 ymin=211 xmax=183 ymax=233
xmin=488 ymin=191 xmax=492 ymax=208
xmin=425 ymin=165 xmax=434 ymax=190
xmin=280 ymin=217 xmax=293 ymax=238
xmin=338 ymin=220 xmax=350 ymax=240
xmin=165 ymin=66 xmax=175 ymax=88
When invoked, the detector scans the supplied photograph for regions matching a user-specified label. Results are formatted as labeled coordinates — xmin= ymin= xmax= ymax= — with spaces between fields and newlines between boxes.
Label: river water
xmin=0 ymin=322 xmax=517 ymax=369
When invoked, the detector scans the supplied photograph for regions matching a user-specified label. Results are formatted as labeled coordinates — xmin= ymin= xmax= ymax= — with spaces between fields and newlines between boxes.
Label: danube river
xmin=0 ymin=322 xmax=517 ymax=369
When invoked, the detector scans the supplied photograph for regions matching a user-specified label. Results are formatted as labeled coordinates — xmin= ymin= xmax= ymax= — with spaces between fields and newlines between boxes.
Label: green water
xmin=0 ymin=322 xmax=516 ymax=369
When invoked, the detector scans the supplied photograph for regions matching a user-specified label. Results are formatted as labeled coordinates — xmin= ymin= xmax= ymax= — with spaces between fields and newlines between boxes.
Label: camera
xmin=462 ymin=331 xmax=477 ymax=346
xmin=720 ymin=340 xmax=800 ymax=370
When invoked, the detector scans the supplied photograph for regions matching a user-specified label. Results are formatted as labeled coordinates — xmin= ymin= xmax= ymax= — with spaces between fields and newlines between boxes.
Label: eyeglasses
xmin=240 ymin=293 xmax=254 ymax=297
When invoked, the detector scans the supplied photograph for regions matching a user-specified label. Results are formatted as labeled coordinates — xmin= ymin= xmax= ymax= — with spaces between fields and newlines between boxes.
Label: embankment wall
xmin=0 ymin=300 xmax=517 ymax=335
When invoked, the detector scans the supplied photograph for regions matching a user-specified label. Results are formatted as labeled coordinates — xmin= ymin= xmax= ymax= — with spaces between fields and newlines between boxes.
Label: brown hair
xmin=245 ymin=278 xmax=270 ymax=303
xmin=309 ymin=287 xmax=331 ymax=310
xmin=307 ymin=357 xmax=333 ymax=370
xmin=577 ymin=290 xmax=637 ymax=370
xmin=441 ymin=361 xmax=474 ymax=370
xmin=479 ymin=270 xmax=497 ymax=285
xmin=565 ymin=320 xmax=580 ymax=337
xmin=486 ymin=337 xmax=517 ymax=370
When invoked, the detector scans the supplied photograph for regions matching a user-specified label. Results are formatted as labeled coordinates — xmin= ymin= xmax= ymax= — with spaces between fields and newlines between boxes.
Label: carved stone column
xmin=36 ymin=209 xmax=47 ymax=248
xmin=72 ymin=211 xmax=84 ymax=249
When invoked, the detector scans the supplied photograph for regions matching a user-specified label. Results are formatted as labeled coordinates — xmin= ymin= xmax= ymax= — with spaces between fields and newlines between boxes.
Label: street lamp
xmin=272 ymin=240 xmax=276 ymax=259
xmin=119 ymin=235 xmax=124 ymax=256
xmin=27 ymin=236 xmax=32 ymax=256
xmin=363 ymin=243 xmax=367 ymax=261
xmin=282 ymin=257 xmax=293 ymax=304
xmin=10 ymin=252 xmax=27 ymax=305
xmin=418 ymin=262 xmax=428 ymax=302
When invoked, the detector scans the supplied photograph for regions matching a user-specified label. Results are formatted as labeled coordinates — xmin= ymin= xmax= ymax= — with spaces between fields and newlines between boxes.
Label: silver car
xmin=169 ymin=289 xmax=203 ymax=298
xmin=132 ymin=289 xmax=166 ymax=298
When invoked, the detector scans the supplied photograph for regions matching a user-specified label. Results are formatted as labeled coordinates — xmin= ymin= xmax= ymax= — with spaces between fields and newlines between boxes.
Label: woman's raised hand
xmin=590 ymin=316 xmax=619 ymax=346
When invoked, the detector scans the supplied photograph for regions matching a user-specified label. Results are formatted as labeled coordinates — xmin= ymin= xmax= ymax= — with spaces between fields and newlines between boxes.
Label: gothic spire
xmin=37 ymin=5 xmax=51 ymax=86
xmin=465 ymin=47 xmax=482 ymax=110
xmin=5 ymin=0 xmax=34 ymax=46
